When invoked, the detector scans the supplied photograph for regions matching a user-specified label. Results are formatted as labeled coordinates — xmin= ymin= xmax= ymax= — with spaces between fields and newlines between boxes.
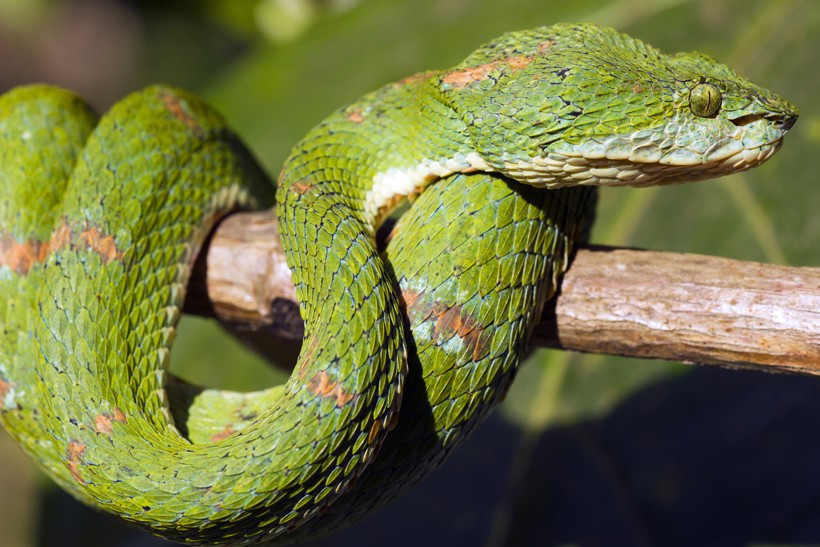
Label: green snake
xmin=0 ymin=23 xmax=797 ymax=545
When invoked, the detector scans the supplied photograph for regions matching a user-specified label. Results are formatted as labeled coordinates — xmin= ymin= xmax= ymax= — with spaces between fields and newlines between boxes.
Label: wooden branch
xmin=184 ymin=209 xmax=820 ymax=376
xmin=534 ymin=248 xmax=820 ymax=374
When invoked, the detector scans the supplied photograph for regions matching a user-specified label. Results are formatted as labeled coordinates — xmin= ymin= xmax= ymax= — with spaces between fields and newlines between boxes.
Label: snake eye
xmin=689 ymin=83 xmax=722 ymax=118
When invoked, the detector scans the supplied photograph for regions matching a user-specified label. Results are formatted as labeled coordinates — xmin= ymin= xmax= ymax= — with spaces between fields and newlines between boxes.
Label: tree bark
xmin=184 ymin=209 xmax=820 ymax=376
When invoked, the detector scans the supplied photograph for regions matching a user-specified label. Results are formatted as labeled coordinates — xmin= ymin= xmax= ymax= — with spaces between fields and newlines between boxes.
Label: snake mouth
xmin=730 ymin=112 xmax=797 ymax=131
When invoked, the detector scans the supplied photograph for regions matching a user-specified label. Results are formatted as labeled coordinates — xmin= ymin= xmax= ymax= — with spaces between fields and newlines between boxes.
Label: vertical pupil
xmin=691 ymin=84 xmax=720 ymax=117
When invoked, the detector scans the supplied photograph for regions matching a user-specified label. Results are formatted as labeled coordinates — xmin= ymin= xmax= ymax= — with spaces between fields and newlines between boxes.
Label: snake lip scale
xmin=0 ymin=22 xmax=797 ymax=545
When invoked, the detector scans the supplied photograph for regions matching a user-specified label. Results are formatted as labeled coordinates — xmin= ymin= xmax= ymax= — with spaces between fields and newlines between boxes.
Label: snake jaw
xmin=494 ymin=95 xmax=797 ymax=189
xmin=496 ymin=122 xmax=791 ymax=189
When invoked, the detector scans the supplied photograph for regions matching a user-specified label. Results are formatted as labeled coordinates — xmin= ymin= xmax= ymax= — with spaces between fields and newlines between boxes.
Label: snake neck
xmin=279 ymin=72 xmax=483 ymax=229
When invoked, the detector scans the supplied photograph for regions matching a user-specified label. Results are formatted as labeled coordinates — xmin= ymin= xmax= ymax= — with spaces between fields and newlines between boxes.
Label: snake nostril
xmin=780 ymin=114 xmax=798 ymax=131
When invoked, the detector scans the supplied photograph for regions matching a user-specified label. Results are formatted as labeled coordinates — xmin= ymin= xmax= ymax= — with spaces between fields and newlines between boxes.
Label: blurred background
xmin=0 ymin=0 xmax=818 ymax=545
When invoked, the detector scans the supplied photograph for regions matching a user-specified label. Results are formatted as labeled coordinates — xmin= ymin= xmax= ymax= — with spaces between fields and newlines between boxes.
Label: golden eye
xmin=689 ymin=83 xmax=722 ymax=118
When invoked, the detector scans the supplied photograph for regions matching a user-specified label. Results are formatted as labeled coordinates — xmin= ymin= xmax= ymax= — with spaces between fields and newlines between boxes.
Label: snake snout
xmin=778 ymin=113 xmax=798 ymax=131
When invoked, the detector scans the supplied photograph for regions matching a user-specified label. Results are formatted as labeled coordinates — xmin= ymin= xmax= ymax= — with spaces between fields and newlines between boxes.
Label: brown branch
xmin=184 ymin=209 xmax=820 ymax=376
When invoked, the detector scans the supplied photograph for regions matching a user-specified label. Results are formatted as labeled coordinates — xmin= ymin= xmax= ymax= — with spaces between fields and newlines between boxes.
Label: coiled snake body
xmin=0 ymin=23 xmax=796 ymax=544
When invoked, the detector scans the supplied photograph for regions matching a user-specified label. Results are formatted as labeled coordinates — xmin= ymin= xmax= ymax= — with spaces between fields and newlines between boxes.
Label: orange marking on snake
xmin=113 ymin=407 xmax=127 ymax=423
xmin=211 ymin=426 xmax=236 ymax=442
xmin=0 ymin=234 xmax=47 ymax=274
xmin=94 ymin=415 xmax=114 ymax=435
xmin=93 ymin=407 xmax=126 ymax=435
xmin=442 ymin=55 xmax=534 ymax=88
xmin=66 ymin=441 xmax=87 ymax=484
xmin=402 ymin=289 xmax=490 ymax=361
xmin=433 ymin=304 xmax=489 ymax=360
xmin=291 ymin=180 xmax=314 ymax=195
xmin=400 ymin=289 xmax=429 ymax=320
xmin=394 ymin=70 xmax=438 ymax=88
xmin=346 ymin=109 xmax=365 ymax=124
xmin=78 ymin=226 xmax=123 ymax=264
xmin=308 ymin=371 xmax=356 ymax=407
xmin=0 ymin=379 xmax=12 ymax=403
xmin=1 ymin=222 xmax=122 ymax=275
xmin=160 ymin=91 xmax=199 ymax=131
xmin=49 ymin=223 xmax=71 ymax=251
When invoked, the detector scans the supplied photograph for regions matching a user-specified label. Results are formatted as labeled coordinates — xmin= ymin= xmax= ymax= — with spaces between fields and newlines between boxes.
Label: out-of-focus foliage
xmin=0 ymin=1 xmax=818 ymax=546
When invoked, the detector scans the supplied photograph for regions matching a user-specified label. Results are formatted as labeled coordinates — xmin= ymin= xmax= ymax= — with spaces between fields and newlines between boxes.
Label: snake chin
xmin=500 ymin=136 xmax=787 ymax=189
xmin=499 ymin=110 xmax=795 ymax=189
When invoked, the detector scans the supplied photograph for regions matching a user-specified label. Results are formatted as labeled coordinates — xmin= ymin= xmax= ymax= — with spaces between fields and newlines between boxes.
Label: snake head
xmin=437 ymin=23 xmax=798 ymax=188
